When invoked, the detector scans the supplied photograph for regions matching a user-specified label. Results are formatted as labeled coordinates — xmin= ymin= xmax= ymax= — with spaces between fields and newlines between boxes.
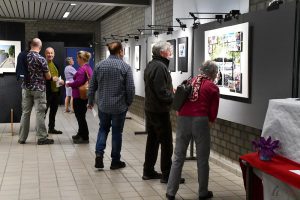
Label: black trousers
xmin=73 ymin=98 xmax=89 ymax=140
xmin=144 ymin=111 xmax=173 ymax=176
xmin=46 ymin=92 xmax=60 ymax=130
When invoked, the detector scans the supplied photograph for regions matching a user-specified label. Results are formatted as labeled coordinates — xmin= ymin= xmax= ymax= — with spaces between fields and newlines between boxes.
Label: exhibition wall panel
xmin=0 ymin=22 xmax=25 ymax=123
xmin=193 ymin=2 xmax=296 ymax=129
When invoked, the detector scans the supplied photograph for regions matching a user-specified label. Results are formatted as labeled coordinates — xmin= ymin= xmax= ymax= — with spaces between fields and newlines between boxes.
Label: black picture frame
xmin=167 ymin=39 xmax=176 ymax=72
xmin=177 ymin=37 xmax=188 ymax=72
xmin=134 ymin=45 xmax=141 ymax=70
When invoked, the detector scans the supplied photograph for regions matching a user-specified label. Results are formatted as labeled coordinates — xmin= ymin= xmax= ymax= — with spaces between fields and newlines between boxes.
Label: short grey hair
xmin=65 ymin=57 xmax=73 ymax=65
xmin=152 ymin=41 xmax=171 ymax=56
xmin=199 ymin=60 xmax=218 ymax=79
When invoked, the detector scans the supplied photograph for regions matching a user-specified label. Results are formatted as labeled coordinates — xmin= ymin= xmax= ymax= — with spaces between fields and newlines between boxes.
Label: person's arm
xmin=208 ymin=86 xmax=220 ymax=123
xmin=68 ymin=70 xmax=86 ymax=88
xmin=44 ymin=71 xmax=51 ymax=80
xmin=88 ymin=66 xmax=98 ymax=108
xmin=125 ymin=67 xmax=135 ymax=106
xmin=152 ymin=67 xmax=173 ymax=103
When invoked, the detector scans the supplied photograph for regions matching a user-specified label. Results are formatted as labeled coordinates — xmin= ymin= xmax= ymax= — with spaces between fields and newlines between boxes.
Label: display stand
xmin=10 ymin=109 xmax=14 ymax=136
xmin=186 ymin=139 xmax=197 ymax=160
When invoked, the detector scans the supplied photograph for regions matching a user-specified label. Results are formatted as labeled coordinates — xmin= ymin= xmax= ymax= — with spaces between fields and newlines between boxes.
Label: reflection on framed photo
xmin=177 ymin=37 xmax=188 ymax=72
xmin=123 ymin=46 xmax=130 ymax=64
xmin=134 ymin=45 xmax=141 ymax=70
xmin=167 ymin=39 xmax=176 ymax=72
xmin=0 ymin=40 xmax=21 ymax=74
xmin=205 ymin=22 xmax=249 ymax=101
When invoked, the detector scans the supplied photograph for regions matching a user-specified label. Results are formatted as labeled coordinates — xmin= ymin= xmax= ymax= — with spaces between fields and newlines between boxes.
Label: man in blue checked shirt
xmin=88 ymin=41 xmax=135 ymax=170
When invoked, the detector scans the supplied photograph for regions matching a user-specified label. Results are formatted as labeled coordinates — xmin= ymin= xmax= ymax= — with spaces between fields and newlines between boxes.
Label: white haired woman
xmin=166 ymin=60 xmax=220 ymax=200
xmin=64 ymin=57 xmax=76 ymax=113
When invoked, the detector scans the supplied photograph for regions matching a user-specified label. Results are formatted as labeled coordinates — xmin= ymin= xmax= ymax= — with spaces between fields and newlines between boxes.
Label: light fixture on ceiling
xmin=70 ymin=3 xmax=77 ymax=6
xmin=63 ymin=12 xmax=70 ymax=18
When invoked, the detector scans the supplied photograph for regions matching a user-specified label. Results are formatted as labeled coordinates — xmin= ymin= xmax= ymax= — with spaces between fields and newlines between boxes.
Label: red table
xmin=240 ymin=152 xmax=300 ymax=200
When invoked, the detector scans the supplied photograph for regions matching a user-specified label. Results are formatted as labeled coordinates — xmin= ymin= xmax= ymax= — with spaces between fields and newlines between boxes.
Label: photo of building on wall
xmin=205 ymin=22 xmax=249 ymax=99
xmin=0 ymin=40 xmax=21 ymax=74
xmin=0 ymin=45 xmax=15 ymax=69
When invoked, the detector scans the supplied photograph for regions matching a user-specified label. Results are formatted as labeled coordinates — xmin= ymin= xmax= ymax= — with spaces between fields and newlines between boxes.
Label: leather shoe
xmin=142 ymin=171 xmax=162 ymax=180
xmin=166 ymin=193 xmax=175 ymax=200
xmin=161 ymin=177 xmax=185 ymax=184
xmin=48 ymin=129 xmax=62 ymax=134
xmin=199 ymin=191 xmax=213 ymax=200
xmin=18 ymin=140 xmax=25 ymax=144
xmin=110 ymin=161 xmax=126 ymax=170
xmin=95 ymin=155 xmax=104 ymax=169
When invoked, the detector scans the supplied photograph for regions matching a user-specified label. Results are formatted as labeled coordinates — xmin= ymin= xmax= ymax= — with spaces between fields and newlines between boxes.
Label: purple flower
xmin=252 ymin=136 xmax=280 ymax=158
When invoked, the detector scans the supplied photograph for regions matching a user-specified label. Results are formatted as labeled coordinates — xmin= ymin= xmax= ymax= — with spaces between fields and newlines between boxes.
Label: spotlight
xmin=215 ymin=15 xmax=223 ymax=23
xmin=224 ymin=13 xmax=232 ymax=21
xmin=124 ymin=38 xmax=129 ymax=43
xmin=267 ymin=0 xmax=283 ymax=11
xmin=230 ymin=10 xmax=241 ymax=18
xmin=134 ymin=36 xmax=139 ymax=41
xmin=153 ymin=31 xmax=159 ymax=37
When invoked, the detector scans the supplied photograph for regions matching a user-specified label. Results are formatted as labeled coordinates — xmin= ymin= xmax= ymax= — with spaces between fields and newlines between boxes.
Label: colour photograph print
xmin=0 ymin=40 xmax=21 ymax=74
xmin=205 ymin=22 xmax=249 ymax=100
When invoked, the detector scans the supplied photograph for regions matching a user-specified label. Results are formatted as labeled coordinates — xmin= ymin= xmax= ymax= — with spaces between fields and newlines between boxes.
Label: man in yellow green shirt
xmin=45 ymin=47 xmax=64 ymax=134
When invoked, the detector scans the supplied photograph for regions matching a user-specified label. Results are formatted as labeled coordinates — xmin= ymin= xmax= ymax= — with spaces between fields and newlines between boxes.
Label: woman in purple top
xmin=66 ymin=51 xmax=93 ymax=144
xmin=64 ymin=57 xmax=77 ymax=113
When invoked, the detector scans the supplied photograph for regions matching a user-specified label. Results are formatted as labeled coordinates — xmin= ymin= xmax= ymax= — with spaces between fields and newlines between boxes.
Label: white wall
xmin=147 ymin=28 xmax=194 ymax=89
xmin=173 ymin=0 xmax=249 ymax=28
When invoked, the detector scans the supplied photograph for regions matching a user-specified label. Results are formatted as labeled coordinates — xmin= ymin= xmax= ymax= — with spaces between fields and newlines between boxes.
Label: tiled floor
xmin=0 ymin=107 xmax=246 ymax=200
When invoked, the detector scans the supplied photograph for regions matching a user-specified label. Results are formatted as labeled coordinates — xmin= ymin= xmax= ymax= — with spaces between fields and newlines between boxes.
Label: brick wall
xmin=249 ymin=0 xmax=296 ymax=12
xmin=24 ymin=20 xmax=102 ymax=63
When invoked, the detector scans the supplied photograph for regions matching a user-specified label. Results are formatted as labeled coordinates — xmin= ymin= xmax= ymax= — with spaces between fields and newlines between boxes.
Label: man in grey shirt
xmin=88 ymin=41 xmax=135 ymax=170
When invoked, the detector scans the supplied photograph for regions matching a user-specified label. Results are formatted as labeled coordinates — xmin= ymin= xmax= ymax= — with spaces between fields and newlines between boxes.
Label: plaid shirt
xmin=88 ymin=55 xmax=135 ymax=114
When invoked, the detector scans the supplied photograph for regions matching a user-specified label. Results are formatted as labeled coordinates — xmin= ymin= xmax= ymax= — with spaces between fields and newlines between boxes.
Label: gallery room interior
xmin=1 ymin=0 xmax=300 ymax=199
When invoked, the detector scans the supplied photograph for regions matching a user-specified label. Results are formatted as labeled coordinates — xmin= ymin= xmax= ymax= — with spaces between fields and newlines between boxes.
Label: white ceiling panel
xmin=0 ymin=0 xmax=126 ymax=21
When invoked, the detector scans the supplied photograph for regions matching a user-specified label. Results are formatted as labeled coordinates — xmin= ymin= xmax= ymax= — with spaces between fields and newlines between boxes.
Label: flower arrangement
xmin=252 ymin=136 xmax=280 ymax=161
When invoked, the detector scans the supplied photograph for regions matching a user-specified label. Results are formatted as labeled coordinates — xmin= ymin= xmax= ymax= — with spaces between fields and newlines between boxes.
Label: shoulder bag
xmin=79 ymin=68 xmax=90 ymax=100
xmin=172 ymin=78 xmax=192 ymax=111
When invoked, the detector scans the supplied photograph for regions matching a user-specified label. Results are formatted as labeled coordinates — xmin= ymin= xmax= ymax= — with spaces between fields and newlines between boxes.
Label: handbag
xmin=79 ymin=68 xmax=90 ymax=100
xmin=172 ymin=79 xmax=192 ymax=111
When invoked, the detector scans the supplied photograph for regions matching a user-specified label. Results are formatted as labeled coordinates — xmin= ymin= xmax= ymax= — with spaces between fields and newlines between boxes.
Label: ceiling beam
xmin=26 ymin=0 xmax=150 ymax=7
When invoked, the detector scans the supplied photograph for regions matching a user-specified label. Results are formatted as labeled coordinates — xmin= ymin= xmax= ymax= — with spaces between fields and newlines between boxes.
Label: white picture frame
xmin=205 ymin=22 xmax=249 ymax=100
xmin=0 ymin=40 xmax=21 ymax=74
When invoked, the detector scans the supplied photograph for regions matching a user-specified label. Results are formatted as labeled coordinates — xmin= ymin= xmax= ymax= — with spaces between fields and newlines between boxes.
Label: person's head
xmin=199 ymin=60 xmax=218 ymax=80
xmin=152 ymin=41 xmax=172 ymax=59
xmin=45 ymin=47 xmax=55 ymax=62
xmin=30 ymin=38 xmax=42 ymax=52
xmin=65 ymin=57 xmax=74 ymax=66
xmin=107 ymin=41 xmax=123 ymax=57
xmin=77 ymin=51 xmax=91 ymax=66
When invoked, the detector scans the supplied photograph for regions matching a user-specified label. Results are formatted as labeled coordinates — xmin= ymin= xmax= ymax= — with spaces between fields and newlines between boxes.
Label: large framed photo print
xmin=205 ymin=22 xmax=249 ymax=101
xmin=123 ymin=46 xmax=130 ymax=64
xmin=0 ymin=40 xmax=21 ymax=74
xmin=178 ymin=37 xmax=188 ymax=72
xmin=167 ymin=39 xmax=176 ymax=72
xmin=134 ymin=45 xmax=141 ymax=70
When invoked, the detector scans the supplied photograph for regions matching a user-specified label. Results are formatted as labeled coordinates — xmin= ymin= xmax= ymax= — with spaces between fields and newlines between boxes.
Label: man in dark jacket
xmin=142 ymin=41 xmax=184 ymax=184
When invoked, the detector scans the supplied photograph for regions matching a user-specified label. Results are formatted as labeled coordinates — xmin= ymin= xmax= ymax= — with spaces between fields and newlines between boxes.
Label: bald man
xmin=18 ymin=38 xmax=54 ymax=145
xmin=45 ymin=47 xmax=64 ymax=134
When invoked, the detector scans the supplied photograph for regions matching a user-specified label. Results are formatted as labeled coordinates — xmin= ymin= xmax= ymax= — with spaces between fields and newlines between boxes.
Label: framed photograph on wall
xmin=134 ymin=45 xmax=141 ymax=70
xmin=123 ymin=46 xmax=130 ymax=64
xmin=177 ymin=37 xmax=188 ymax=72
xmin=0 ymin=40 xmax=21 ymax=74
xmin=167 ymin=39 xmax=176 ymax=72
xmin=205 ymin=22 xmax=249 ymax=101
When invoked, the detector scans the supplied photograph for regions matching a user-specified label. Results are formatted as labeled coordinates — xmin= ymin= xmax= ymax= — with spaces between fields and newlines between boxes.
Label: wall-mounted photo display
xmin=205 ymin=22 xmax=249 ymax=100
xmin=177 ymin=37 xmax=188 ymax=72
xmin=167 ymin=39 xmax=176 ymax=72
xmin=123 ymin=46 xmax=130 ymax=64
xmin=0 ymin=40 xmax=21 ymax=74
xmin=134 ymin=45 xmax=141 ymax=70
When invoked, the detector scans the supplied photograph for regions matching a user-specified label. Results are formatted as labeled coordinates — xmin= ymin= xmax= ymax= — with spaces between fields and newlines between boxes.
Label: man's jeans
xmin=19 ymin=89 xmax=48 ymax=141
xmin=95 ymin=110 xmax=127 ymax=162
